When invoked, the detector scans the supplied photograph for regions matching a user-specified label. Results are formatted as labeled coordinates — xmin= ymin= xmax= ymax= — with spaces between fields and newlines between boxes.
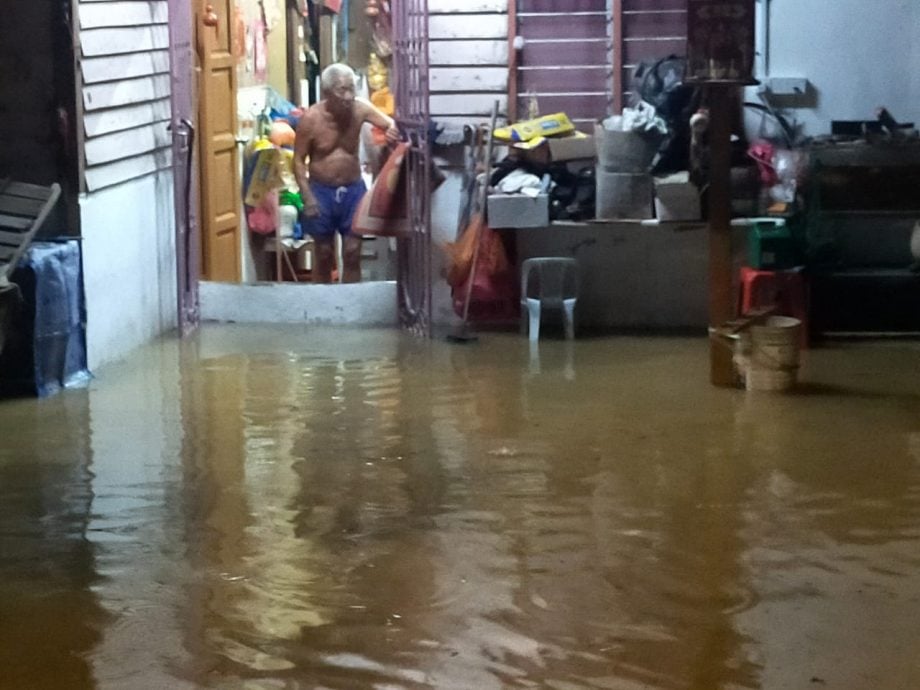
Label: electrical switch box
xmin=767 ymin=78 xmax=809 ymax=96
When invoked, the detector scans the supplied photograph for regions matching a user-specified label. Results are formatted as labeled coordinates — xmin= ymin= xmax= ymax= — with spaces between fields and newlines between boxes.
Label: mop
xmin=447 ymin=101 xmax=499 ymax=343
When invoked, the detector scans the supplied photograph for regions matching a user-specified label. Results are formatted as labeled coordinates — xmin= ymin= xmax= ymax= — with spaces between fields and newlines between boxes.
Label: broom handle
xmin=460 ymin=100 xmax=499 ymax=325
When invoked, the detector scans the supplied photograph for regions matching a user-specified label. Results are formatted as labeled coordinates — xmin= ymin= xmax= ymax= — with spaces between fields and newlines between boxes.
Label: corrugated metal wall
xmin=77 ymin=0 xmax=173 ymax=192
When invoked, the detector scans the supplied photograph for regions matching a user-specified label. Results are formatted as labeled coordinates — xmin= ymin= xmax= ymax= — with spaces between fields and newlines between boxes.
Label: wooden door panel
xmin=207 ymin=69 xmax=236 ymax=136
xmin=198 ymin=0 xmax=241 ymax=282
xmin=210 ymin=229 xmax=239 ymax=280
xmin=209 ymin=149 xmax=237 ymax=218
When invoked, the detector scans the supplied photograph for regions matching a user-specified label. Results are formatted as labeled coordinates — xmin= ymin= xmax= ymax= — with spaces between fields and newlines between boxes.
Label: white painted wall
xmin=81 ymin=171 xmax=177 ymax=370
xmin=752 ymin=0 xmax=920 ymax=137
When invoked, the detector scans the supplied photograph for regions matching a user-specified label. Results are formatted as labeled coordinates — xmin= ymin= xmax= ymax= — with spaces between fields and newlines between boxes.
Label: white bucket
xmin=737 ymin=316 xmax=802 ymax=392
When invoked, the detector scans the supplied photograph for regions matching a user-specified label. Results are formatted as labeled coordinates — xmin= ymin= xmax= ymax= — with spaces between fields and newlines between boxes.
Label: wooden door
xmin=196 ymin=0 xmax=241 ymax=282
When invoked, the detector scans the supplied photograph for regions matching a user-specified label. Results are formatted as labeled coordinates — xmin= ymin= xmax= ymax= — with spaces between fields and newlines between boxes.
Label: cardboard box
xmin=595 ymin=124 xmax=659 ymax=173
xmin=595 ymin=168 xmax=653 ymax=220
xmin=516 ymin=133 xmax=596 ymax=166
xmin=654 ymin=173 xmax=702 ymax=221
xmin=487 ymin=193 xmax=549 ymax=228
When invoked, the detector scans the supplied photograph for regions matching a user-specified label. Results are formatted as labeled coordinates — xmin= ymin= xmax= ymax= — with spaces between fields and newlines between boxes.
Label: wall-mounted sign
xmin=686 ymin=0 xmax=755 ymax=82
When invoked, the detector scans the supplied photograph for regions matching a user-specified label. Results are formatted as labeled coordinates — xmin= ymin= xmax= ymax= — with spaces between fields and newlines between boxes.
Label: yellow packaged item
xmin=493 ymin=113 xmax=575 ymax=143
xmin=243 ymin=139 xmax=283 ymax=207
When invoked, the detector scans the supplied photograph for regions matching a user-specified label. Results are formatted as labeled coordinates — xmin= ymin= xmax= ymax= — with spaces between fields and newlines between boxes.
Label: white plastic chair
xmin=520 ymin=257 xmax=578 ymax=340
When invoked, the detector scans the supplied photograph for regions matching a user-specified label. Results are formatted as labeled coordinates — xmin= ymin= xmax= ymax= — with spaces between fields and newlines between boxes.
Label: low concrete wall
xmin=199 ymin=280 xmax=399 ymax=326
xmin=515 ymin=221 xmax=747 ymax=331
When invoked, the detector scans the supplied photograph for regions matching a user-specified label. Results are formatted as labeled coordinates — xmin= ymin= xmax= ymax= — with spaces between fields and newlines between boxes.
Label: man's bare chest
xmin=312 ymin=122 xmax=360 ymax=155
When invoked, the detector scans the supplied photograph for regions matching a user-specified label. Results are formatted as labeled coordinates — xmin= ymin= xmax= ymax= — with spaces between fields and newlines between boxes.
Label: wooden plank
xmin=0 ymin=215 xmax=32 ymax=231
xmin=4 ymin=181 xmax=53 ymax=201
xmin=429 ymin=14 xmax=508 ymax=40
xmin=0 ymin=230 xmax=26 ymax=246
xmin=0 ymin=183 xmax=60 ymax=281
xmin=624 ymin=0 xmax=686 ymax=10
xmin=84 ymin=149 xmax=172 ymax=192
xmin=520 ymin=0 xmax=605 ymax=10
xmin=623 ymin=37 xmax=686 ymax=63
xmin=507 ymin=0 xmax=518 ymax=123
xmin=518 ymin=13 xmax=608 ymax=40
xmin=429 ymin=0 xmax=506 ymax=12
xmin=520 ymin=39 xmax=609 ymax=66
xmin=623 ymin=9 xmax=687 ymax=37
xmin=84 ymin=99 xmax=171 ymax=137
xmin=430 ymin=94 xmax=509 ymax=116
xmin=430 ymin=67 xmax=508 ymax=92
xmin=613 ymin=0 xmax=624 ymax=112
xmin=519 ymin=66 xmax=608 ymax=93
xmin=79 ymin=1 xmax=167 ymax=29
xmin=0 ymin=247 xmax=15 ymax=261
xmin=0 ymin=196 xmax=44 ymax=217
xmin=85 ymin=122 xmax=171 ymax=166
xmin=83 ymin=74 xmax=171 ymax=111
xmin=430 ymin=115 xmax=510 ymax=131
xmin=80 ymin=25 xmax=169 ymax=56
xmin=519 ymin=93 xmax=608 ymax=118
xmin=707 ymin=87 xmax=735 ymax=386
xmin=81 ymin=51 xmax=170 ymax=84
xmin=430 ymin=40 xmax=508 ymax=66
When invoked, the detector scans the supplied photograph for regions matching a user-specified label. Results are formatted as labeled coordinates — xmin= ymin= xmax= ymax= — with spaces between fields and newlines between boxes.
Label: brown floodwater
xmin=2 ymin=324 xmax=920 ymax=689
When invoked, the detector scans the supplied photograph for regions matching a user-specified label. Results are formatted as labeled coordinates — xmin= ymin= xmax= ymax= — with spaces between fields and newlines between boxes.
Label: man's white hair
xmin=321 ymin=63 xmax=357 ymax=92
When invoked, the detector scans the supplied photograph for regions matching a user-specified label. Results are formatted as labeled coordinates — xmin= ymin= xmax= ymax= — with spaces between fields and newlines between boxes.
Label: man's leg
xmin=341 ymin=234 xmax=362 ymax=283
xmin=312 ymin=236 xmax=336 ymax=283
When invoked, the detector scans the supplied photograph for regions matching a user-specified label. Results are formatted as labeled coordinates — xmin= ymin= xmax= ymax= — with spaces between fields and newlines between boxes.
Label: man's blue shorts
xmin=303 ymin=179 xmax=367 ymax=238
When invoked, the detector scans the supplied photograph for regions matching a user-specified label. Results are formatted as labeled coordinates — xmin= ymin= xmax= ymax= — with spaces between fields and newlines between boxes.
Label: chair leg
xmin=563 ymin=298 xmax=576 ymax=339
xmin=526 ymin=298 xmax=541 ymax=341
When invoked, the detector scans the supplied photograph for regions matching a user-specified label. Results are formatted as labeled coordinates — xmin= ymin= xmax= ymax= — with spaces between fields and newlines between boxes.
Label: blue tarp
xmin=0 ymin=241 xmax=91 ymax=397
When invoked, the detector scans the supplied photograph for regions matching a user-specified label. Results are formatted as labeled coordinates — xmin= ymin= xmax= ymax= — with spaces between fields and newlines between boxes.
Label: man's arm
xmin=357 ymin=98 xmax=400 ymax=144
xmin=293 ymin=111 xmax=320 ymax=217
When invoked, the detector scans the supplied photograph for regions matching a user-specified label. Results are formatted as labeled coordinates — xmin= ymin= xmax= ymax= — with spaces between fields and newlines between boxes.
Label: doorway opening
xmin=195 ymin=0 xmax=427 ymax=290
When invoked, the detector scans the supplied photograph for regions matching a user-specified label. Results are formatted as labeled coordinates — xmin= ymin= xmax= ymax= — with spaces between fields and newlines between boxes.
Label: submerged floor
xmin=2 ymin=324 xmax=920 ymax=689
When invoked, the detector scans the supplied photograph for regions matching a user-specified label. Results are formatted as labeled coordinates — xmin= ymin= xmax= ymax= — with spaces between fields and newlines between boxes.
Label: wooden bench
xmin=0 ymin=178 xmax=62 ymax=282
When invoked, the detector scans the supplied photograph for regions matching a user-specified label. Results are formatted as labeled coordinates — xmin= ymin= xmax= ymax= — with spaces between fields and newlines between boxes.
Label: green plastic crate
xmin=747 ymin=219 xmax=797 ymax=270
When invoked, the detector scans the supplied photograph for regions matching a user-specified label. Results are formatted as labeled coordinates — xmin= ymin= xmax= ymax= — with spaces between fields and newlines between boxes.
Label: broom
xmin=447 ymin=100 xmax=499 ymax=343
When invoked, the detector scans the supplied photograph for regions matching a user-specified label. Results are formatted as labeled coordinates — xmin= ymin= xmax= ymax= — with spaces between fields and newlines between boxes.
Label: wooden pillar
xmin=685 ymin=0 xmax=756 ymax=387
xmin=611 ymin=0 xmax=623 ymax=114
xmin=707 ymin=86 xmax=736 ymax=387
xmin=507 ymin=0 xmax=518 ymax=123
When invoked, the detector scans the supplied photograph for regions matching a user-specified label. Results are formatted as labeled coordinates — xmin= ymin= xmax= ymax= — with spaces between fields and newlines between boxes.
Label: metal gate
xmin=167 ymin=0 xmax=199 ymax=335
xmin=392 ymin=0 xmax=432 ymax=337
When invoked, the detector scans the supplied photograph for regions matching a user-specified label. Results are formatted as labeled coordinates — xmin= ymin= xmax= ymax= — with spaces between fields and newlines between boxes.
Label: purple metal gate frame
xmin=168 ymin=0 xmax=200 ymax=335
xmin=392 ymin=0 xmax=432 ymax=337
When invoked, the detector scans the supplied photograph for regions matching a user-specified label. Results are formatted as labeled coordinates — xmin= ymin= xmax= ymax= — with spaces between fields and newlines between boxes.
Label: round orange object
xmin=269 ymin=121 xmax=296 ymax=148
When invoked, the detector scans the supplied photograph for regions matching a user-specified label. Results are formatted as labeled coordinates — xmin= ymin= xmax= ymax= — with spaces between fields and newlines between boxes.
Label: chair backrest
xmin=521 ymin=257 xmax=578 ymax=302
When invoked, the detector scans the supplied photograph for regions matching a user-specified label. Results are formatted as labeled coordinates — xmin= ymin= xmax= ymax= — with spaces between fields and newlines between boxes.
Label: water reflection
xmin=0 ymin=393 xmax=103 ymax=689
xmin=1 ymin=327 xmax=919 ymax=689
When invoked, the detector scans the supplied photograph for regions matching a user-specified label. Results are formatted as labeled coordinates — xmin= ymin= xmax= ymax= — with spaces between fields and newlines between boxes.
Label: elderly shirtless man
xmin=294 ymin=63 xmax=400 ymax=283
